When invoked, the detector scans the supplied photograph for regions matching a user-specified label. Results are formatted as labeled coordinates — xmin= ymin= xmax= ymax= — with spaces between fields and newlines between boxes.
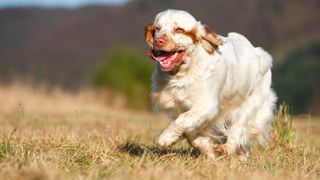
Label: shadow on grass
xmin=118 ymin=141 xmax=200 ymax=158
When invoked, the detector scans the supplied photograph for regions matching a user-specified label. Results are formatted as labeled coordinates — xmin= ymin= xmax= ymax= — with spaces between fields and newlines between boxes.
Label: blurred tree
xmin=273 ymin=40 xmax=320 ymax=114
xmin=91 ymin=47 xmax=154 ymax=110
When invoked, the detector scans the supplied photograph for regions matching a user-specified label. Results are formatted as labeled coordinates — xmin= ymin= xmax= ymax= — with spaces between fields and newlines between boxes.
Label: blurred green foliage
xmin=273 ymin=40 xmax=320 ymax=114
xmin=90 ymin=47 xmax=154 ymax=110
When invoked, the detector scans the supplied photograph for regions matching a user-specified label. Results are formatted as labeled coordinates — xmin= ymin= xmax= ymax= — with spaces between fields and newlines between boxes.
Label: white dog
xmin=144 ymin=9 xmax=276 ymax=159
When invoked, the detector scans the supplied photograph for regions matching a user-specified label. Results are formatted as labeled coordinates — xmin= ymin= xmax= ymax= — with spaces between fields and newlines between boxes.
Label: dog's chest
xmin=152 ymin=79 xmax=192 ymax=118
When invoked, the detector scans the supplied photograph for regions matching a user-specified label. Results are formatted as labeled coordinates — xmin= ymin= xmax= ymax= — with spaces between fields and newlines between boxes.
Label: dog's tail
xmin=254 ymin=47 xmax=273 ymax=76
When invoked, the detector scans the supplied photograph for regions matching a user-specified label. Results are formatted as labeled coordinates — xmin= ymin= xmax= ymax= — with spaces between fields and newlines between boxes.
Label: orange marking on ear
xmin=144 ymin=22 xmax=154 ymax=47
xmin=203 ymin=26 xmax=224 ymax=46
xmin=201 ymin=25 xmax=224 ymax=54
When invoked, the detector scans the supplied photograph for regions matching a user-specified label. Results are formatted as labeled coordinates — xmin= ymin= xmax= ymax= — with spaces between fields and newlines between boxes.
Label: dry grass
xmin=0 ymin=83 xmax=319 ymax=179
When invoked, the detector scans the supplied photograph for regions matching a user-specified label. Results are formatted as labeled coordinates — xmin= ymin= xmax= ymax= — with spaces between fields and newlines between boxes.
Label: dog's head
xmin=145 ymin=9 xmax=224 ymax=72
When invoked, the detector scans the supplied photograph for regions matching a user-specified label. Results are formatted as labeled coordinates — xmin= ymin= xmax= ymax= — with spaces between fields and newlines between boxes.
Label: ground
xmin=0 ymin=83 xmax=319 ymax=179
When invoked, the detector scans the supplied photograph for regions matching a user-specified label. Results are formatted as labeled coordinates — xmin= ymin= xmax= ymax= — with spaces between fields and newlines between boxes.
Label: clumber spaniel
xmin=144 ymin=9 xmax=276 ymax=159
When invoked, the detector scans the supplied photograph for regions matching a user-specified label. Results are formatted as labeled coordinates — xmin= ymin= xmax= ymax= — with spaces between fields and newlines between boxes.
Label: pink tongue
xmin=147 ymin=50 xmax=175 ymax=62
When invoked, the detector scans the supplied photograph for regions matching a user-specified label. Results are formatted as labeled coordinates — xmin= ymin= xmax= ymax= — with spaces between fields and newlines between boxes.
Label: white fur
xmin=149 ymin=9 xmax=277 ymax=159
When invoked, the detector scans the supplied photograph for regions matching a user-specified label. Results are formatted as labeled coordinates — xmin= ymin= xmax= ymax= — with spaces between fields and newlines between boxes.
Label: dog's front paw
xmin=158 ymin=124 xmax=183 ymax=147
xmin=158 ymin=133 xmax=178 ymax=147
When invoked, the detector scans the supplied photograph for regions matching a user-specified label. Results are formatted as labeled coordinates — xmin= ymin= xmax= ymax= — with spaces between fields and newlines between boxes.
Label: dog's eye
xmin=154 ymin=26 xmax=160 ymax=31
xmin=175 ymin=27 xmax=185 ymax=33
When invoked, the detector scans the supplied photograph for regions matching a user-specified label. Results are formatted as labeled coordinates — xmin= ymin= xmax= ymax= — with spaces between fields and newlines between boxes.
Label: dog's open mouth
xmin=147 ymin=49 xmax=186 ymax=71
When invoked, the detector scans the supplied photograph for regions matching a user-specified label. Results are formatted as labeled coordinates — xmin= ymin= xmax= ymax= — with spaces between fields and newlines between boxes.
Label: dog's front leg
xmin=157 ymin=61 xmax=226 ymax=147
xmin=158 ymin=102 xmax=219 ymax=147
xmin=157 ymin=120 xmax=184 ymax=147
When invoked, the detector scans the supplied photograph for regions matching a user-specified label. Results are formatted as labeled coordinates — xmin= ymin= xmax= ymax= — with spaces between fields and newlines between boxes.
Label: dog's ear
xmin=200 ymin=25 xmax=224 ymax=54
xmin=144 ymin=22 xmax=154 ymax=48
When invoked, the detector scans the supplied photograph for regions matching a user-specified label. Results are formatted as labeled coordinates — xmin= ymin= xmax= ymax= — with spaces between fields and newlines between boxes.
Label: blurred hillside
xmin=0 ymin=0 xmax=319 ymax=113
xmin=1 ymin=0 xmax=319 ymax=86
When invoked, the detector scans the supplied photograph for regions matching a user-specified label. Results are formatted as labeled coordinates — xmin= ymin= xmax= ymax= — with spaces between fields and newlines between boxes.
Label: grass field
xmin=0 ymin=83 xmax=319 ymax=179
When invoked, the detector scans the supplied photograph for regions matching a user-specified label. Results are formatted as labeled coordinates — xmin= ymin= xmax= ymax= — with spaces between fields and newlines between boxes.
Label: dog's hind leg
xmin=213 ymin=86 xmax=276 ymax=159
xmin=185 ymin=127 xmax=218 ymax=159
